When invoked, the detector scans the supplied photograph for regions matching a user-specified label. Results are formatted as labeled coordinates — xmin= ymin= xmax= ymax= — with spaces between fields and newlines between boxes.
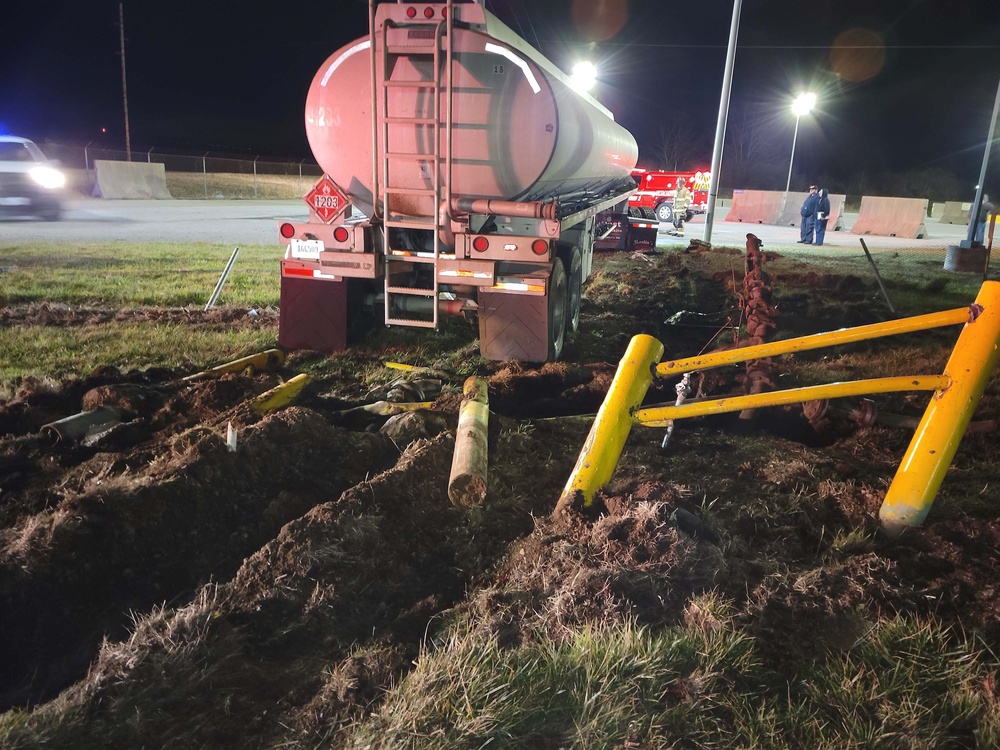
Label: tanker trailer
xmin=277 ymin=0 xmax=639 ymax=362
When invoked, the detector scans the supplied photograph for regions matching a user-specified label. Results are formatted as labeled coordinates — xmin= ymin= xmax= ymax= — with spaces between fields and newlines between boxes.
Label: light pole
xmin=784 ymin=92 xmax=816 ymax=193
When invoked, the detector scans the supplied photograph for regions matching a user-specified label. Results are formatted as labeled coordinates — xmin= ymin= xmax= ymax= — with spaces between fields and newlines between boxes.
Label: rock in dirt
xmin=379 ymin=410 xmax=447 ymax=445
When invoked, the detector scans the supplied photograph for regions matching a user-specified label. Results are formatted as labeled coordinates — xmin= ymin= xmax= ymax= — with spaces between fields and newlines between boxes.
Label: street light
xmin=784 ymin=92 xmax=816 ymax=193
xmin=569 ymin=61 xmax=598 ymax=92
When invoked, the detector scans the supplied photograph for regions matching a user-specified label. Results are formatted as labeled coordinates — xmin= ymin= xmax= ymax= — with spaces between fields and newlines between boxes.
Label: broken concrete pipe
xmin=40 ymin=406 xmax=124 ymax=445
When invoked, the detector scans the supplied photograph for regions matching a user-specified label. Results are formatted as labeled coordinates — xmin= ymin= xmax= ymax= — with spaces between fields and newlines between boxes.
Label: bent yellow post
xmin=183 ymin=349 xmax=287 ymax=381
xmin=250 ymin=374 xmax=312 ymax=415
xmin=556 ymin=334 xmax=664 ymax=512
xmin=880 ymin=282 xmax=1000 ymax=533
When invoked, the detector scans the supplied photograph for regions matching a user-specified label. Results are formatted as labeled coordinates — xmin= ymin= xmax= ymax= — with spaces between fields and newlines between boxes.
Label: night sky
xmin=2 ymin=0 xmax=998 ymax=194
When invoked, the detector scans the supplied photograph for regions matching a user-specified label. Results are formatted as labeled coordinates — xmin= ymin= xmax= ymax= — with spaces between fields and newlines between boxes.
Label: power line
xmin=533 ymin=40 xmax=999 ymax=50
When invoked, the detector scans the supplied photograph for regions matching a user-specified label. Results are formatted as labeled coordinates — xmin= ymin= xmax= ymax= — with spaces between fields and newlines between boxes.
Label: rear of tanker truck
xmin=277 ymin=0 xmax=639 ymax=362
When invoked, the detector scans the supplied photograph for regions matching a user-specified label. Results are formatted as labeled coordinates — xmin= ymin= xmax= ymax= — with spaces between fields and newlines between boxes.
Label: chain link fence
xmin=37 ymin=141 xmax=324 ymax=200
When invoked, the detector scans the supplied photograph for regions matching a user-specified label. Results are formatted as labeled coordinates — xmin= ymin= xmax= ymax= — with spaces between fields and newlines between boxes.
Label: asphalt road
xmin=0 ymin=198 xmax=975 ymax=251
xmin=0 ymin=199 xmax=310 ymax=246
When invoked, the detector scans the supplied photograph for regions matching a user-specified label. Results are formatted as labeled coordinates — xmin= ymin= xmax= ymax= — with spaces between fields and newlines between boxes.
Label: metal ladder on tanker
xmin=376 ymin=1 xmax=454 ymax=330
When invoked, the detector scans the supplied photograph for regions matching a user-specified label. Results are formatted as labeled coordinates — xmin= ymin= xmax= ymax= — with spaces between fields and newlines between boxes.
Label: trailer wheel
xmin=547 ymin=259 xmax=568 ymax=360
xmin=565 ymin=246 xmax=583 ymax=334
xmin=655 ymin=202 xmax=674 ymax=223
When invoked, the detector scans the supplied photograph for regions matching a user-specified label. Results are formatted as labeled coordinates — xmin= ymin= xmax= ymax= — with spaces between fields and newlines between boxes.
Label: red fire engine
xmin=628 ymin=168 xmax=711 ymax=224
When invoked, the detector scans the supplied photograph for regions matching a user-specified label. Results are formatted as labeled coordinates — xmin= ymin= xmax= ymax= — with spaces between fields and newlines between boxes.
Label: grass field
xmin=0 ymin=242 xmax=280 ymax=392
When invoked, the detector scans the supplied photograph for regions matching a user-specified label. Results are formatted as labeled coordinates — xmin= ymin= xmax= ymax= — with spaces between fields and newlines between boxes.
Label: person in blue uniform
xmin=797 ymin=185 xmax=819 ymax=244
xmin=974 ymin=194 xmax=993 ymax=245
xmin=814 ymin=188 xmax=831 ymax=245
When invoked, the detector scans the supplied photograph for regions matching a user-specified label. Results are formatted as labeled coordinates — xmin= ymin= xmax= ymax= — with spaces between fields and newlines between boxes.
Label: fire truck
xmin=277 ymin=0 xmax=642 ymax=363
xmin=628 ymin=168 xmax=711 ymax=225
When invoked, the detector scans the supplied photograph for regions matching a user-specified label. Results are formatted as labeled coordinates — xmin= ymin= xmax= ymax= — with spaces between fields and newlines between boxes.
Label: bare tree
xmin=721 ymin=106 xmax=785 ymax=189
xmin=652 ymin=119 xmax=701 ymax=172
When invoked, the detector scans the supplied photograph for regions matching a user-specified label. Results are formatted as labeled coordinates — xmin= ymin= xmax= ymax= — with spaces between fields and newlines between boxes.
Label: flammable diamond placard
xmin=304 ymin=175 xmax=350 ymax=223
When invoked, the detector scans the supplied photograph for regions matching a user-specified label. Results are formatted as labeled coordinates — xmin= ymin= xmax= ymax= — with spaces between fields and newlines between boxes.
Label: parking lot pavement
xmin=660 ymin=212 xmax=972 ymax=252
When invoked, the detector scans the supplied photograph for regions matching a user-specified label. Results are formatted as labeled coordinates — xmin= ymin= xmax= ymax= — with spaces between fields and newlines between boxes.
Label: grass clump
xmin=344 ymin=614 xmax=1000 ymax=749
xmin=347 ymin=616 xmax=760 ymax=749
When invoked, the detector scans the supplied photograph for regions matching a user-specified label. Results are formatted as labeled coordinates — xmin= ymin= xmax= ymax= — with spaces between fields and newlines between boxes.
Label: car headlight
xmin=29 ymin=166 xmax=66 ymax=190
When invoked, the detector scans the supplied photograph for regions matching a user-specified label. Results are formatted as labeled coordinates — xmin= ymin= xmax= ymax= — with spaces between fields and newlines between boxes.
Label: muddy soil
xmin=1 ymin=246 xmax=998 ymax=747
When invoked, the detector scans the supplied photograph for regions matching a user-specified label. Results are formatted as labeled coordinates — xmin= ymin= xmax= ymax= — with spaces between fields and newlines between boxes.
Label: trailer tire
xmin=547 ymin=259 xmax=568 ymax=360
xmin=565 ymin=246 xmax=583 ymax=334
xmin=655 ymin=202 xmax=674 ymax=223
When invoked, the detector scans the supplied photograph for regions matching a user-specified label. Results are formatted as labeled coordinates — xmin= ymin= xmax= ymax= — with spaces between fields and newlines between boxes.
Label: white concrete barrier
xmin=93 ymin=160 xmax=172 ymax=199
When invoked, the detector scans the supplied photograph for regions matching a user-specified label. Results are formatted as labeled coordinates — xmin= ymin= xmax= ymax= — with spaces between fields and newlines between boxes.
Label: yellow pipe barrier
xmin=183 ymin=349 xmax=287 ymax=381
xmin=555 ymin=334 xmax=664 ymax=513
xmin=250 ymin=374 xmax=312 ymax=415
xmin=655 ymin=307 xmax=972 ymax=377
xmin=635 ymin=375 xmax=950 ymax=427
xmin=881 ymin=281 xmax=1000 ymax=533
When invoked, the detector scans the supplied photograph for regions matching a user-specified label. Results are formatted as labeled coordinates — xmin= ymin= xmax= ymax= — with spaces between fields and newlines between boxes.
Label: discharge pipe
xmin=449 ymin=198 xmax=557 ymax=220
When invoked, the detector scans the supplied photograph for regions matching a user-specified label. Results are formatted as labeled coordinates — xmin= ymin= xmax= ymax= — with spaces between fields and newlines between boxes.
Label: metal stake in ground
xmin=205 ymin=247 xmax=241 ymax=310
xmin=859 ymin=238 xmax=896 ymax=315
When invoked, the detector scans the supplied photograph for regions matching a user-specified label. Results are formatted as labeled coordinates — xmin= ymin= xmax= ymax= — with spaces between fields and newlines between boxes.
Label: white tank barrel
xmin=305 ymin=3 xmax=638 ymax=218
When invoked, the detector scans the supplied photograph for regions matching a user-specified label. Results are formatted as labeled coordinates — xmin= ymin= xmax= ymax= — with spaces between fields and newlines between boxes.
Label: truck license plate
xmin=290 ymin=238 xmax=324 ymax=260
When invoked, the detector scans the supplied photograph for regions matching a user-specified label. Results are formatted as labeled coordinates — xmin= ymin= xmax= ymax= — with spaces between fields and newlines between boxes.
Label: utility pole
xmin=703 ymin=0 xmax=742 ymax=246
xmin=119 ymin=2 xmax=132 ymax=161
xmin=964 ymin=77 xmax=1000 ymax=247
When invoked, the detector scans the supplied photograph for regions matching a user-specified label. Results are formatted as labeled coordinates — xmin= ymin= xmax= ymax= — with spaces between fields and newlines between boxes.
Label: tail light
xmin=333 ymin=227 xmax=350 ymax=242
xmin=406 ymin=6 xmax=417 ymax=17
xmin=279 ymin=223 xmax=296 ymax=239
xmin=531 ymin=239 xmax=549 ymax=255
xmin=472 ymin=236 xmax=489 ymax=252
xmin=424 ymin=6 xmax=434 ymax=18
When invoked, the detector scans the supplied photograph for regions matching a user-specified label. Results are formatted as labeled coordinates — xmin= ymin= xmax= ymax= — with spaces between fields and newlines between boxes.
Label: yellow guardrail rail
xmin=557 ymin=282 xmax=1000 ymax=533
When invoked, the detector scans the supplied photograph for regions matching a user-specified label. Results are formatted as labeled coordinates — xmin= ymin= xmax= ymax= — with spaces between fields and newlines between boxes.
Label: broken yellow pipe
xmin=184 ymin=349 xmax=287 ymax=381
xmin=556 ymin=334 xmax=664 ymax=513
xmin=250 ymin=374 xmax=311 ymax=415
xmin=635 ymin=375 xmax=950 ymax=427
xmin=655 ymin=307 xmax=972 ymax=377
xmin=881 ymin=281 xmax=1000 ymax=533
xmin=345 ymin=400 xmax=434 ymax=416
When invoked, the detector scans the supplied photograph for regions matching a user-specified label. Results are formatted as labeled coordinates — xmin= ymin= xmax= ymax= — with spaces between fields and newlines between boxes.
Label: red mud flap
xmin=278 ymin=274 xmax=348 ymax=353
xmin=478 ymin=289 xmax=549 ymax=362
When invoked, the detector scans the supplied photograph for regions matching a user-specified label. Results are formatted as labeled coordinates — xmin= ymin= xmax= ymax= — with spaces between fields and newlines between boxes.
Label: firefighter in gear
xmin=672 ymin=177 xmax=691 ymax=234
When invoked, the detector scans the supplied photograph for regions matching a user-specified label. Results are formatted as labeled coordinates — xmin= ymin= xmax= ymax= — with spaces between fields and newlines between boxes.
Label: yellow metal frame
xmin=560 ymin=282 xmax=1000 ymax=531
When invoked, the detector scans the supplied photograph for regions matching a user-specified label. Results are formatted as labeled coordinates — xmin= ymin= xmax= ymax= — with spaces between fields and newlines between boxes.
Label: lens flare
xmin=571 ymin=0 xmax=628 ymax=42
xmin=830 ymin=28 xmax=886 ymax=83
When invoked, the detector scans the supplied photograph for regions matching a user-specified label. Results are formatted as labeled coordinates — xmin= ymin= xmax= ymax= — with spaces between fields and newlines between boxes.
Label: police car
xmin=0 ymin=135 xmax=65 ymax=220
